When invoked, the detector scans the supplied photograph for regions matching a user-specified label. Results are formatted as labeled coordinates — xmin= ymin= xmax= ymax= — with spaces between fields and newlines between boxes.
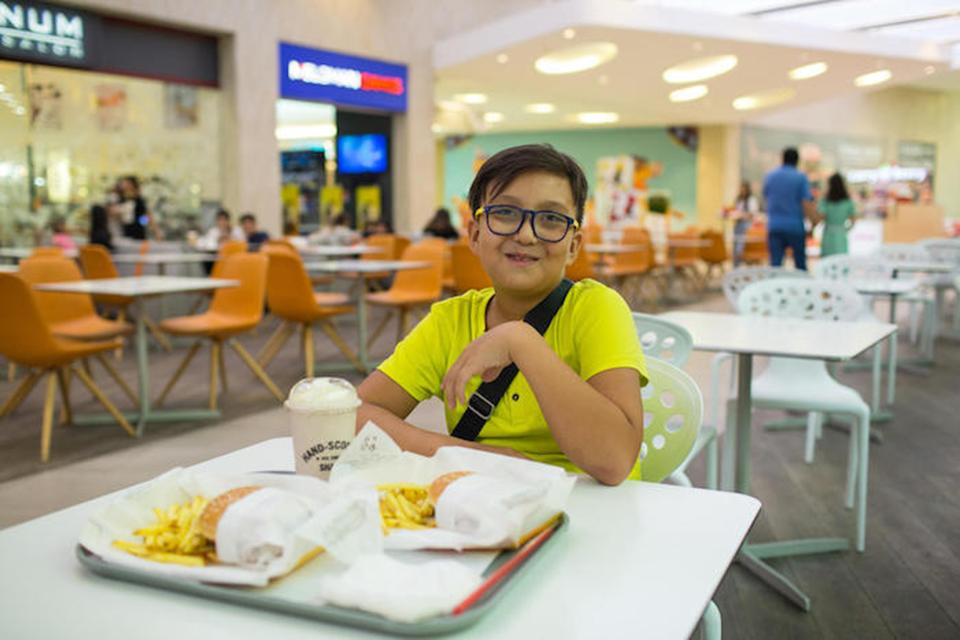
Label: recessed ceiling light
xmin=789 ymin=62 xmax=827 ymax=80
xmin=496 ymin=53 xmax=509 ymax=64
xmin=563 ymin=28 xmax=576 ymax=40
xmin=669 ymin=84 xmax=708 ymax=103
xmin=535 ymin=42 xmax=618 ymax=75
xmin=453 ymin=92 xmax=488 ymax=104
xmin=483 ymin=112 xmax=504 ymax=124
xmin=732 ymin=87 xmax=796 ymax=111
xmin=924 ymin=65 xmax=935 ymax=75
xmin=575 ymin=111 xmax=619 ymax=125
xmin=663 ymin=54 xmax=738 ymax=84
xmin=525 ymin=103 xmax=556 ymax=114
xmin=431 ymin=123 xmax=443 ymax=134
xmin=854 ymin=69 xmax=891 ymax=87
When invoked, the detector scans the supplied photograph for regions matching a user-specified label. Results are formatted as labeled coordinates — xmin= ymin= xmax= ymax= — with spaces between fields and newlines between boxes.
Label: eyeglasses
xmin=474 ymin=204 xmax=579 ymax=243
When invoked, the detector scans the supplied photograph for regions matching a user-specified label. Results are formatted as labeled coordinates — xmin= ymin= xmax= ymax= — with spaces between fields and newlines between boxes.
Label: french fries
xmin=377 ymin=483 xmax=436 ymax=532
xmin=112 ymin=495 xmax=214 ymax=566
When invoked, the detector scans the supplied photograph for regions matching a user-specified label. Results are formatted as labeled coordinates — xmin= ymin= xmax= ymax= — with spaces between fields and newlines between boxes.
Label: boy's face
xmin=241 ymin=219 xmax=255 ymax=234
xmin=469 ymin=170 xmax=582 ymax=298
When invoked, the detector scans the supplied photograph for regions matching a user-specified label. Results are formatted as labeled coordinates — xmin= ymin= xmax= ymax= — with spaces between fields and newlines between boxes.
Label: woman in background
xmin=423 ymin=207 xmax=460 ymax=240
xmin=731 ymin=181 xmax=758 ymax=266
xmin=50 ymin=216 xmax=76 ymax=251
xmin=89 ymin=205 xmax=113 ymax=251
xmin=818 ymin=172 xmax=856 ymax=257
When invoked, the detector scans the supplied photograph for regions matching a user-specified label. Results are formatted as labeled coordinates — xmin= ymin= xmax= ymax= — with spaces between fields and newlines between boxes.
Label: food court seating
xmin=740 ymin=225 xmax=768 ymax=265
xmin=366 ymin=241 xmax=444 ymax=347
xmin=667 ymin=230 xmax=703 ymax=294
xmin=564 ymin=242 xmax=596 ymax=282
xmin=0 ymin=274 xmax=135 ymax=461
xmin=450 ymin=243 xmax=492 ymax=292
xmin=597 ymin=226 xmax=656 ymax=308
xmin=699 ymin=229 xmax=727 ymax=284
xmin=917 ymin=238 xmax=960 ymax=334
xmin=874 ymin=243 xmax=937 ymax=358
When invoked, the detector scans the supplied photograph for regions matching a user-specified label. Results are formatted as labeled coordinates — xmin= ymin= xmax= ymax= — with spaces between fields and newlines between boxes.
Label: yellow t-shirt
xmin=378 ymin=279 xmax=648 ymax=480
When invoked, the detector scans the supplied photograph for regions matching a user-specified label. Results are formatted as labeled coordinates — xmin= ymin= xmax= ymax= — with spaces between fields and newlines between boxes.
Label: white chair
xmin=918 ymin=238 xmax=960 ymax=335
xmin=633 ymin=312 xmax=717 ymax=489
xmin=874 ymin=243 xmax=938 ymax=358
xmin=736 ymin=278 xmax=872 ymax=552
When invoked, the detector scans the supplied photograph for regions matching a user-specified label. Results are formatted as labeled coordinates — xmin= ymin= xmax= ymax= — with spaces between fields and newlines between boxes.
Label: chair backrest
xmin=263 ymin=250 xmax=318 ymax=323
xmin=17 ymin=256 xmax=98 ymax=325
xmin=391 ymin=241 xmax=444 ymax=299
xmin=32 ymin=247 xmax=63 ymax=257
xmin=393 ymin=236 xmax=411 ymax=260
xmin=632 ymin=313 xmax=693 ymax=366
xmin=638 ymin=357 xmax=704 ymax=483
xmin=918 ymin=238 xmax=960 ymax=268
xmin=668 ymin=231 xmax=699 ymax=265
xmin=363 ymin=234 xmax=397 ymax=263
xmin=722 ymin=265 xmax=811 ymax=309
xmin=612 ymin=226 xmax=652 ymax=271
xmin=565 ymin=243 xmax=595 ymax=281
xmin=133 ymin=241 xmax=150 ymax=277
xmin=875 ymin=243 xmax=930 ymax=263
xmin=0 ymin=274 xmax=62 ymax=365
xmin=79 ymin=244 xmax=119 ymax=279
xmin=699 ymin=229 xmax=727 ymax=264
xmin=263 ymin=238 xmax=298 ymax=255
xmin=738 ymin=278 xmax=863 ymax=322
xmin=581 ymin=225 xmax=603 ymax=245
xmin=813 ymin=254 xmax=891 ymax=281
xmin=219 ymin=239 xmax=247 ymax=258
xmin=741 ymin=225 xmax=768 ymax=263
xmin=450 ymin=243 xmax=492 ymax=292
xmin=208 ymin=253 xmax=269 ymax=324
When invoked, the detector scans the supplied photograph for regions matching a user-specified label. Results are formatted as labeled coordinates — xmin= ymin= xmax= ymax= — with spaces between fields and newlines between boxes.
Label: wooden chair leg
xmin=143 ymin=315 xmax=173 ymax=351
xmin=56 ymin=367 xmax=72 ymax=426
xmin=81 ymin=358 xmax=93 ymax=380
xmin=209 ymin=340 xmax=221 ymax=411
xmin=40 ymin=371 xmax=58 ymax=462
xmin=6 ymin=361 xmax=16 ymax=382
xmin=396 ymin=308 xmax=409 ymax=344
xmin=0 ymin=369 xmax=42 ymax=418
xmin=93 ymin=354 xmax=138 ymax=406
xmin=229 ymin=339 xmax=284 ymax=402
xmin=71 ymin=364 xmax=135 ymax=437
xmin=256 ymin=321 xmax=289 ymax=364
xmin=258 ymin=322 xmax=295 ymax=369
xmin=115 ymin=309 xmax=127 ymax=360
xmin=319 ymin=319 xmax=364 ymax=373
xmin=155 ymin=341 xmax=202 ymax=407
xmin=367 ymin=309 xmax=394 ymax=350
xmin=304 ymin=324 xmax=315 ymax=378
xmin=218 ymin=342 xmax=228 ymax=394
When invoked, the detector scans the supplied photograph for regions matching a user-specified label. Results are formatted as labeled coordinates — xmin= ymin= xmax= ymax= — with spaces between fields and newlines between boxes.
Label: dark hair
xmin=216 ymin=208 xmax=231 ymax=221
xmin=737 ymin=181 xmax=752 ymax=201
xmin=90 ymin=205 xmax=108 ymax=230
xmin=468 ymin=144 xmax=588 ymax=221
xmin=50 ymin=216 xmax=66 ymax=232
xmin=239 ymin=213 xmax=256 ymax=224
xmin=825 ymin=172 xmax=849 ymax=202
xmin=782 ymin=147 xmax=799 ymax=166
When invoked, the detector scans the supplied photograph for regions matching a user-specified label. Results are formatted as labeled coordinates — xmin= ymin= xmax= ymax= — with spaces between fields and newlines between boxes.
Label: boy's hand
xmin=441 ymin=321 xmax=536 ymax=410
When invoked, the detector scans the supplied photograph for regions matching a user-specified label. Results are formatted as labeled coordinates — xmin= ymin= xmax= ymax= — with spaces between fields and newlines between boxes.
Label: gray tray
xmin=76 ymin=514 xmax=567 ymax=637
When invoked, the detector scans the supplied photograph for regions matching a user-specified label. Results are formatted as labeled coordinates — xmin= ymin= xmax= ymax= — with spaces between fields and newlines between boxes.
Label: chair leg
xmin=304 ymin=323 xmax=315 ymax=378
xmin=886 ymin=333 xmax=897 ymax=405
xmin=854 ymin=407 xmax=870 ymax=552
xmin=71 ymin=364 xmax=135 ymax=437
xmin=209 ymin=340 xmax=221 ymax=411
xmin=256 ymin=321 xmax=292 ymax=366
xmin=218 ymin=342 xmax=228 ymax=394
xmin=229 ymin=339 xmax=284 ymax=402
xmin=6 ymin=361 xmax=16 ymax=382
xmin=155 ymin=341 xmax=202 ymax=407
xmin=367 ymin=309 xmax=393 ymax=350
xmin=56 ymin=367 xmax=72 ymax=426
xmin=115 ymin=309 xmax=127 ymax=360
xmin=143 ymin=315 xmax=173 ymax=351
xmin=81 ymin=358 xmax=93 ymax=380
xmin=319 ymin=319 xmax=365 ymax=373
xmin=804 ymin=412 xmax=820 ymax=464
xmin=701 ymin=600 xmax=722 ymax=640
xmin=93 ymin=354 xmax=138 ymax=406
xmin=845 ymin=418 xmax=858 ymax=511
xmin=40 ymin=371 xmax=58 ymax=462
xmin=0 ymin=369 xmax=42 ymax=417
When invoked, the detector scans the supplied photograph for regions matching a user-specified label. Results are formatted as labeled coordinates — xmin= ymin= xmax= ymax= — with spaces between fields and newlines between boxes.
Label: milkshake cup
xmin=285 ymin=377 xmax=361 ymax=479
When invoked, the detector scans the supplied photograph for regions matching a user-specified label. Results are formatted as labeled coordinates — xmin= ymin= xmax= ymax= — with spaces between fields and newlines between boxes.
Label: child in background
xmin=50 ymin=217 xmax=76 ymax=251
xmin=818 ymin=172 xmax=857 ymax=257
xmin=357 ymin=144 xmax=647 ymax=485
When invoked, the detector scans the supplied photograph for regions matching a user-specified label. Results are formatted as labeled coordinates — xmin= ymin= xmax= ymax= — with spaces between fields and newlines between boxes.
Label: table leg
xmin=735 ymin=353 xmax=753 ymax=494
xmin=134 ymin=298 xmax=150 ymax=436
xmin=357 ymin=279 xmax=370 ymax=373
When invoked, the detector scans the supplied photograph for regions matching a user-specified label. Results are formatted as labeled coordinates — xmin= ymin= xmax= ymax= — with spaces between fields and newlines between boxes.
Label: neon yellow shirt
xmin=378 ymin=279 xmax=648 ymax=479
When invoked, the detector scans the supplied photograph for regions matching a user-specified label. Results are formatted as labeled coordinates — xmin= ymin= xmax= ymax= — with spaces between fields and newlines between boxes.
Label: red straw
xmin=451 ymin=522 xmax=559 ymax=616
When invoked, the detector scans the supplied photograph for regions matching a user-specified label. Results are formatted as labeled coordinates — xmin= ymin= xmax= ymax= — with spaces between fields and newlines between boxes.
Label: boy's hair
xmin=782 ymin=147 xmax=799 ymax=166
xmin=468 ymin=144 xmax=588 ymax=221
xmin=239 ymin=213 xmax=256 ymax=224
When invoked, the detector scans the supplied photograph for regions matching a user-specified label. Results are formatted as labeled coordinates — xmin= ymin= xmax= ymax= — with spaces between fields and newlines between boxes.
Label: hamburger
xmin=197 ymin=485 xmax=262 ymax=540
xmin=428 ymin=471 xmax=473 ymax=505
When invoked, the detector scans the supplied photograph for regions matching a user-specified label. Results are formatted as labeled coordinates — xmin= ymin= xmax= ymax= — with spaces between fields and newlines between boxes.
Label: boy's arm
xmin=442 ymin=322 xmax=642 ymax=486
xmin=357 ymin=371 xmax=528 ymax=459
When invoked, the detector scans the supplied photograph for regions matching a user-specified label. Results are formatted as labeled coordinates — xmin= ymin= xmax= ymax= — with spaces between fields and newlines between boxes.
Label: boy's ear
xmin=468 ymin=219 xmax=482 ymax=253
xmin=566 ymin=228 xmax=583 ymax=266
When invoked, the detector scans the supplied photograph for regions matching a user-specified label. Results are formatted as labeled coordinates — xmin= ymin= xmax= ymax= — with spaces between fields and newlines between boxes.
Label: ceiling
xmin=433 ymin=0 xmax=960 ymax=134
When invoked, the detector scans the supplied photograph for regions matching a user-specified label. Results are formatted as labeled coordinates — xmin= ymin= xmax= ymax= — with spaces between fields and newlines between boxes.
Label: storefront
xmin=276 ymin=42 xmax=407 ymax=234
xmin=0 ymin=0 xmax=222 ymax=245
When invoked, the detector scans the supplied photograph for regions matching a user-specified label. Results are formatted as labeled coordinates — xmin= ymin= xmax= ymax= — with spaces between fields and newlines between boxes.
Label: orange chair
xmin=263 ymin=238 xmax=336 ymax=288
xmin=218 ymin=239 xmax=247 ymax=260
xmin=358 ymin=234 xmax=398 ymax=288
xmin=132 ymin=241 xmax=150 ymax=277
xmin=742 ymin=223 xmax=768 ymax=265
xmin=565 ymin=242 xmax=596 ymax=281
xmin=699 ymin=229 xmax=727 ymax=283
xmin=261 ymin=243 xmax=348 ymax=306
xmin=17 ymin=256 xmax=137 ymax=405
xmin=581 ymin=225 xmax=603 ymax=246
xmin=667 ymin=230 xmax=703 ymax=293
xmin=450 ymin=243 xmax=492 ymax=292
xmin=256 ymin=251 xmax=361 ymax=375
xmin=596 ymin=226 xmax=656 ymax=307
xmin=32 ymin=247 xmax=63 ymax=257
xmin=417 ymin=237 xmax=455 ymax=290
xmin=366 ymin=241 xmax=444 ymax=347
xmin=156 ymin=253 xmax=282 ymax=410
xmin=0 ymin=274 xmax=134 ymax=461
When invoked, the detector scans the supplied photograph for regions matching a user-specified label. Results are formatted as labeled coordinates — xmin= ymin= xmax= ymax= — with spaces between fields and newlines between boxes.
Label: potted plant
xmin=647 ymin=193 xmax=670 ymax=215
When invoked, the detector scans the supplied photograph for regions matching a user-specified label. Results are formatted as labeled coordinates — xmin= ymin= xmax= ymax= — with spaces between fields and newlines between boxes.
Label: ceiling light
xmin=15 ymin=106 xmax=25 ymax=115
xmin=483 ymin=112 xmax=504 ymax=124
xmin=535 ymin=42 xmax=618 ymax=75
xmin=789 ymin=62 xmax=827 ymax=80
xmin=275 ymin=124 xmax=337 ymax=140
xmin=562 ymin=28 xmax=576 ymax=39
xmin=0 ymin=83 xmax=5 ymax=92
xmin=575 ymin=112 xmax=619 ymax=125
xmin=663 ymin=54 xmax=738 ymax=84
xmin=669 ymin=84 xmax=708 ymax=103
xmin=924 ymin=65 xmax=935 ymax=75
xmin=854 ymin=69 xmax=891 ymax=87
xmin=525 ymin=103 xmax=556 ymax=114
xmin=431 ymin=123 xmax=443 ymax=134
xmin=496 ymin=53 xmax=509 ymax=64
xmin=732 ymin=87 xmax=796 ymax=111
xmin=453 ymin=92 xmax=488 ymax=104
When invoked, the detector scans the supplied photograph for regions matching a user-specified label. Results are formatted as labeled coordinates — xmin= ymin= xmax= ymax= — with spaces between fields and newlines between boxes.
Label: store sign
xmin=0 ymin=0 xmax=96 ymax=66
xmin=279 ymin=42 xmax=407 ymax=113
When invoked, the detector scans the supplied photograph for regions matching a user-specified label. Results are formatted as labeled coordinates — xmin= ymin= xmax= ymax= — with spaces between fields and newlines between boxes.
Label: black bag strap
xmin=451 ymin=278 xmax=574 ymax=441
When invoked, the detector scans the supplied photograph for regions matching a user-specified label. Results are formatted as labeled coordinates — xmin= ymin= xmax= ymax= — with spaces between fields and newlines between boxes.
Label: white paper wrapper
xmin=331 ymin=422 xmax=576 ymax=550
xmin=78 ymin=469 xmax=383 ymax=587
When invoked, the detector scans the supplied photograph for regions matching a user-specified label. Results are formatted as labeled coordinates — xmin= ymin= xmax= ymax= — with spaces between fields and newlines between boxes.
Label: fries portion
xmin=112 ymin=495 xmax=214 ymax=566
xmin=377 ymin=483 xmax=436 ymax=531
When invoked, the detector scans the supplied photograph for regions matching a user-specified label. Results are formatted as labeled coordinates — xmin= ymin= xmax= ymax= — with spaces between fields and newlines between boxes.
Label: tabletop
xmin=111 ymin=253 xmax=214 ymax=264
xmin=304 ymin=259 xmax=431 ymax=273
xmin=0 ymin=247 xmax=78 ymax=259
xmin=661 ymin=311 xmax=896 ymax=361
xmin=662 ymin=238 xmax=711 ymax=248
xmin=0 ymin=263 xmax=17 ymax=272
xmin=851 ymin=279 xmax=919 ymax=295
xmin=0 ymin=437 xmax=759 ymax=640
xmin=299 ymin=245 xmax=385 ymax=257
xmin=584 ymin=243 xmax=646 ymax=254
xmin=34 ymin=276 xmax=239 ymax=297
xmin=886 ymin=261 xmax=952 ymax=274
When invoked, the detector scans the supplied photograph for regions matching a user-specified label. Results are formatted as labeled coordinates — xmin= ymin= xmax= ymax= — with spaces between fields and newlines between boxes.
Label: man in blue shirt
xmin=762 ymin=147 xmax=814 ymax=270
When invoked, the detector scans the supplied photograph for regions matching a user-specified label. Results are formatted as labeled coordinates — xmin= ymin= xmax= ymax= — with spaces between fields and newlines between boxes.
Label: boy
xmin=239 ymin=212 xmax=270 ymax=250
xmin=357 ymin=144 xmax=646 ymax=485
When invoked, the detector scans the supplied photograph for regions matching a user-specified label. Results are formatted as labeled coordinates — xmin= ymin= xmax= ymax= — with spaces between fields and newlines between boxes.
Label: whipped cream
xmin=285 ymin=377 xmax=360 ymax=413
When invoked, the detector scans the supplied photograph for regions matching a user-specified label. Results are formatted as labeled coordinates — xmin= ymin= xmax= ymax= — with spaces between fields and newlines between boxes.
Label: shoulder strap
xmin=451 ymin=278 xmax=574 ymax=441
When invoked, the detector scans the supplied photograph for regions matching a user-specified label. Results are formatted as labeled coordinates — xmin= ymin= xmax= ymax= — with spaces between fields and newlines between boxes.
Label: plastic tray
xmin=76 ymin=513 xmax=567 ymax=637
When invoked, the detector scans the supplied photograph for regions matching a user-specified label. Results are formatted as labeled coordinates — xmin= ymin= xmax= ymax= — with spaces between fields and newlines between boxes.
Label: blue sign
xmin=279 ymin=42 xmax=407 ymax=113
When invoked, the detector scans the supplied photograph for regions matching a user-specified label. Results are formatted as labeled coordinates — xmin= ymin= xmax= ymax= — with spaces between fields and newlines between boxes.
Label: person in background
xmin=50 ymin=217 xmax=76 ymax=251
xmin=818 ymin=172 xmax=857 ymax=257
xmin=762 ymin=147 xmax=815 ymax=270
xmin=112 ymin=176 xmax=149 ymax=240
xmin=363 ymin=219 xmax=393 ymax=237
xmin=423 ymin=207 xmax=461 ymax=240
xmin=239 ymin=213 xmax=270 ymax=250
xmin=198 ymin=208 xmax=245 ymax=250
xmin=88 ymin=205 xmax=113 ymax=251
xmin=731 ymin=181 xmax=759 ymax=266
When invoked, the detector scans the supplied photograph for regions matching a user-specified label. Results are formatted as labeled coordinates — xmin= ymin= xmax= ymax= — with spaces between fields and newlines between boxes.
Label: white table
xmin=0 ymin=263 xmax=17 ymax=273
xmin=34 ymin=277 xmax=238 ymax=435
xmin=0 ymin=246 xmax=78 ymax=261
xmin=0 ymin=437 xmax=759 ymax=640
xmin=112 ymin=253 xmax=213 ymax=275
xmin=303 ymin=260 xmax=431 ymax=373
xmin=299 ymin=245 xmax=385 ymax=258
xmin=584 ymin=243 xmax=646 ymax=254
xmin=661 ymin=311 xmax=895 ymax=611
